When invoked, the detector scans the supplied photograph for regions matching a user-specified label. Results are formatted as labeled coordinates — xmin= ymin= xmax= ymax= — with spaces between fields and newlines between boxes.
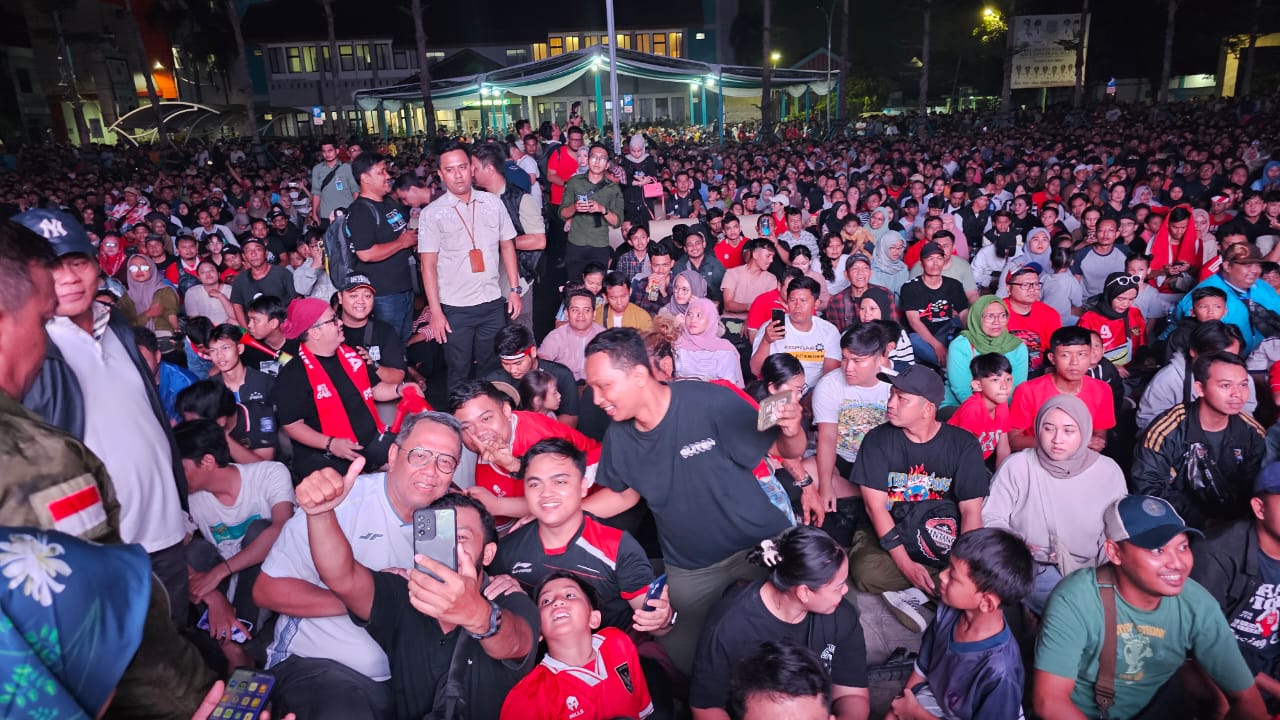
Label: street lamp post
xmin=816 ymin=1 xmax=836 ymax=128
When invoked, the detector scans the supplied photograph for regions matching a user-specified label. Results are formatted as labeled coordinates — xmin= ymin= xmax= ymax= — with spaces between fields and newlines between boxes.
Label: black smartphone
xmin=212 ymin=668 xmax=275 ymax=720
xmin=641 ymin=573 xmax=667 ymax=612
xmin=413 ymin=507 xmax=457 ymax=581
xmin=771 ymin=308 xmax=786 ymax=329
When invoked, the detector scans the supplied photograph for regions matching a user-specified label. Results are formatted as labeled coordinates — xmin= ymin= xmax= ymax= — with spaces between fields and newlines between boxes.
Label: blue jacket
xmin=1175 ymin=273 xmax=1280 ymax=354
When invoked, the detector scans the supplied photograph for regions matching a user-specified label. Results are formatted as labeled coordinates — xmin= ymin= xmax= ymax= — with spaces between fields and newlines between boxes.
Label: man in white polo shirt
xmin=253 ymin=411 xmax=464 ymax=719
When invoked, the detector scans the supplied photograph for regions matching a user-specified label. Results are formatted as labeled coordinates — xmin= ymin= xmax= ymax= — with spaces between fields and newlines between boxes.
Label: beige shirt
xmin=418 ymin=189 xmax=516 ymax=307
xmin=722 ymin=266 xmax=778 ymax=319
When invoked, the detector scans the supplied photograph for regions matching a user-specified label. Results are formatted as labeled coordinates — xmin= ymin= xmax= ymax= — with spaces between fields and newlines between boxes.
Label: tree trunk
xmin=411 ymin=0 xmax=437 ymax=141
xmin=224 ymin=0 xmax=263 ymax=162
xmin=760 ymin=0 xmax=773 ymax=140
xmin=1158 ymin=0 xmax=1177 ymax=105
xmin=125 ymin=0 xmax=168 ymax=145
xmin=1000 ymin=0 xmax=1017 ymax=112
xmin=1072 ymin=0 xmax=1088 ymax=109
xmin=838 ymin=0 xmax=850 ymax=121
xmin=917 ymin=0 xmax=930 ymax=137
xmin=50 ymin=11 xmax=92 ymax=146
xmin=1241 ymin=0 xmax=1262 ymax=96
xmin=322 ymin=0 xmax=344 ymax=136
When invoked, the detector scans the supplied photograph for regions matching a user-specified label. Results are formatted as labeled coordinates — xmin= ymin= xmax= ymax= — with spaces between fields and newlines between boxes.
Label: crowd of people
xmin=2 ymin=93 xmax=1280 ymax=720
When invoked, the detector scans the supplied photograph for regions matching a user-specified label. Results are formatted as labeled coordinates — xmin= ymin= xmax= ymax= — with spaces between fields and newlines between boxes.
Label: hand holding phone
xmin=207 ymin=669 xmax=276 ymax=720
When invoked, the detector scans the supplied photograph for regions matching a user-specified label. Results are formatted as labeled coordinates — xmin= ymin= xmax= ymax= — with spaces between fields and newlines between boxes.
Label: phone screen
xmin=213 ymin=668 xmax=275 ymax=720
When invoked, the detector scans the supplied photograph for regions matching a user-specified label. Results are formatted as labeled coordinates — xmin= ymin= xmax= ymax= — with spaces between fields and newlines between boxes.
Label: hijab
xmin=664 ymin=269 xmax=707 ymax=317
xmin=961 ymin=296 xmax=1023 ymax=355
xmin=625 ymin=134 xmax=649 ymax=163
xmin=1097 ymin=272 xmax=1140 ymax=321
xmin=1033 ymin=394 xmax=1100 ymax=478
xmin=0 ymin=528 xmax=150 ymax=717
xmin=98 ymin=237 xmax=125 ymax=277
xmin=870 ymin=230 xmax=909 ymax=292
xmin=1023 ymin=227 xmax=1053 ymax=270
xmin=868 ymin=206 xmax=895 ymax=242
xmin=675 ymin=297 xmax=736 ymax=353
xmin=126 ymin=255 xmax=167 ymax=328
xmin=860 ymin=285 xmax=894 ymax=319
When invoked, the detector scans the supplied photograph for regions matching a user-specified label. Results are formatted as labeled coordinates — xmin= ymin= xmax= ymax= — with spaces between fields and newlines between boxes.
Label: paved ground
xmin=855 ymin=590 xmax=928 ymax=717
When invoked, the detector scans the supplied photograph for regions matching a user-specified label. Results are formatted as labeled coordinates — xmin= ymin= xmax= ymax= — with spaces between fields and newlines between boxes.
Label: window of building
xmin=564 ymin=36 xmax=580 ymax=52
xmin=355 ymin=43 xmax=370 ymax=70
xmin=268 ymin=47 xmax=284 ymax=74
xmin=652 ymin=33 xmax=667 ymax=56
xmin=374 ymin=44 xmax=388 ymax=70
xmin=339 ymin=44 xmax=355 ymax=72
xmin=393 ymin=49 xmax=408 ymax=69
xmin=668 ymin=32 xmax=683 ymax=57
xmin=634 ymin=34 xmax=650 ymax=54
xmin=286 ymin=46 xmax=303 ymax=73
xmin=584 ymin=35 xmax=597 ymax=48
xmin=425 ymin=51 xmax=444 ymax=64
xmin=532 ymin=43 xmax=548 ymax=61
xmin=549 ymin=37 xmax=564 ymax=56
xmin=616 ymin=34 xmax=631 ymax=49
xmin=304 ymin=46 xmax=320 ymax=72
xmin=507 ymin=48 xmax=528 ymax=63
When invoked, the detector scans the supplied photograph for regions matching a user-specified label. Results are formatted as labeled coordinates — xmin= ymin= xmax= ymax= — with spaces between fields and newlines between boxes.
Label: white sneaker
xmin=882 ymin=588 xmax=931 ymax=633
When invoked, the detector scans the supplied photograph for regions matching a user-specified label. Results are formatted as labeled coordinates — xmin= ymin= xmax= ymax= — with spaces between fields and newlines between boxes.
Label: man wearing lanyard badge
xmin=419 ymin=141 xmax=522 ymax=391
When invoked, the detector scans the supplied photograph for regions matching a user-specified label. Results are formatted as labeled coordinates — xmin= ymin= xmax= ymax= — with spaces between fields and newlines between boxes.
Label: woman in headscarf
xmin=944 ymin=296 xmax=1028 ymax=407
xmin=869 ymin=230 xmax=909 ymax=296
xmin=674 ymin=297 xmax=743 ymax=386
xmin=618 ymin=134 xmax=660 ymax=220
xmin=658 ymin=269 xmax=708 ymax=327
xmin=982 ymin=395 xmax=1128 ymax=615
xmin=995 ymin=226 xmax=1053 ymax=296
xmin=98 ymin=232 xmax=128 ymax=282
xmin=821 ymin=200 xmax=850 ymax=237
xmin=1147 ymin=204 xmax=1201 ymax=295
xmin=866 ymin=206 xmax=895 ymax=244
xmin=1077 ymin=272 xmax=1146 ymax=374
xmin=1193 ymin=207 xmax=1218 ymax=268
xmin=119 ymin=254 xmax=180 ymax=334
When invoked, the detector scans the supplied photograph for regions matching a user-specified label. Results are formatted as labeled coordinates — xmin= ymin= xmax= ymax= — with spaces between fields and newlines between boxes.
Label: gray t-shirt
xmin=1072 ymin=245 xmax=1131 ymax=297
xmin=310 ymin=161 xmax=356 ymax=220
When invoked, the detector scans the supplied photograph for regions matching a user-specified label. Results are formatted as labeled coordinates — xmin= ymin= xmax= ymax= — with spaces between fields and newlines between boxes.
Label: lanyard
xmin=452 ymin=200 xmax=477 ymax=250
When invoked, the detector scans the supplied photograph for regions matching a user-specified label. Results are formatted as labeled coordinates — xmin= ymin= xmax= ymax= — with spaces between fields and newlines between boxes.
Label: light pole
xmin=816 ymin=0 xmax=836 ymax=127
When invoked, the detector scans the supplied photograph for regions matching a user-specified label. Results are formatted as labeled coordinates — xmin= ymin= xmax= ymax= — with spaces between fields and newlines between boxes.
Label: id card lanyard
xmin=454 ymin=200 xmax=484 ymax=273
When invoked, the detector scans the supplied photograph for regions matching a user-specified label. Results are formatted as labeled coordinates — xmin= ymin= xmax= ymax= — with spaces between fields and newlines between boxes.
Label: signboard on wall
xmin=622 ymin=95 xmax=634 ymax=114
xmin=311 ymin=106 xmax=324 ymax=125
xmin=1010 ymin=14 xmax=1089 ymax=90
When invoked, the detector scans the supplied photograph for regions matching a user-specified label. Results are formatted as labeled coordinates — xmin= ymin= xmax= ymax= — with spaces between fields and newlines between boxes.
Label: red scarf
xmin=298 ymin=344 xmax=385 ymax=442
xmin=99 ymin=249 xmax=125 ymax=277
xmin=1148 ymin=203 xmax=1201 ymax=293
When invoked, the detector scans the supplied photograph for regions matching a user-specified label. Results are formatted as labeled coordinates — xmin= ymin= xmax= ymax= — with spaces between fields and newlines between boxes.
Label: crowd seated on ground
xmin=4 ymin=92 xmax=1280 ymax=719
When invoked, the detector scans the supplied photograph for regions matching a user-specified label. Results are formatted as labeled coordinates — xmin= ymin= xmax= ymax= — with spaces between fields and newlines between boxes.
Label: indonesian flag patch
xmin=30 ymin=475 xmax=109 ymax=539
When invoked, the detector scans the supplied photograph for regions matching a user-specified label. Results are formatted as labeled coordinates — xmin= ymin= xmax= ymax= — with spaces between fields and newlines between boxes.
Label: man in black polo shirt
xmin=337 ymin=274 xmax=406 ymax=387
xmin=487 ymin=324 xmax=580 ymax=429
xmin=581 ymin=328 xmax=807 ymax=674
xmin=298 ymin=462 xmax=539 ymax=720
xmin=346 ymin=152 xmax=417 ymax=343
xmin=229 ymin=237 xmax=296 ymax=326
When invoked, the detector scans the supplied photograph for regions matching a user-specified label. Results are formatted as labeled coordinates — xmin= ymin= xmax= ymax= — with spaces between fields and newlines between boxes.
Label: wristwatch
xmin=509 ymin=286 xmax=520 ymax=295
xmin=468 ymin=599 xmax=503 ymax=640
xmin=793 ymin=474 xmax=815 ymax=489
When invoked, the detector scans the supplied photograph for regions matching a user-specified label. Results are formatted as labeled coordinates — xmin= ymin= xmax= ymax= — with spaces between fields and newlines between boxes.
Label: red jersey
xmin=947 ymin=394 xmax=1009 ymax=459
xmin=476 ymin=411 xmax=601 ymax=527
xmin=1076 ymin=307 xmax=1145 ymax=366
xmin=1006 ymin=301 xmax=1062 ymax=371
xmin=501 ymin=627 xmax=653 ymax=720
xmin=548 ymin=145 xmax=580 ymax=206
xmin=714 ymin=238 xmax=746 ymax=269
xmin=1009 ymin=374 xmax=1116 ymax=434
xmin=166 ymin=258 xmax=201 ymax=286
xmin=745 ymin=289 xmax=784 ymax=333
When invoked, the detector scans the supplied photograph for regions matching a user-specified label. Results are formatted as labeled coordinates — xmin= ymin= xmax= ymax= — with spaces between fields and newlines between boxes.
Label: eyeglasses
xmin=1107 ymin=274 xmax=1142 ymax=289
xmin=311 ymin=315 xmax=341 ymax=330
xmin=404 ymin=447 xmax=459 ymax=474
xmin=128 ymin=264 xmax=149 ymax=272
xmin=1008 ymin=281 xmax=1043 ymax=289
xmin=982 ymin=312 xmax=1009 ymax=321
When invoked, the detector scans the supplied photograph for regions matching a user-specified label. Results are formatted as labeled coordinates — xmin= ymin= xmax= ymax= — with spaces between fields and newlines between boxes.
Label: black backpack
xmin=323 ymin=200 xmax=377 ymax=286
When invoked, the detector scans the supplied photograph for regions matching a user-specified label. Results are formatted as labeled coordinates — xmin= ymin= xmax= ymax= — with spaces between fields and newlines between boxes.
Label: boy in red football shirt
xmin=1009 ymin=326 xmax=1116 ymax=452
xmin=501 ymin=573 xmax=654 ymax=720
xmin=947 ymin=353 xmax=1013 ymax=470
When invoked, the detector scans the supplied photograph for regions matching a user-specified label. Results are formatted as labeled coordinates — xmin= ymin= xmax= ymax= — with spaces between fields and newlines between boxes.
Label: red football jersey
xmin=500 ymin=627 xmax=654 ymax=720
xmin=475 ymin=411 xmax=601 ymax=527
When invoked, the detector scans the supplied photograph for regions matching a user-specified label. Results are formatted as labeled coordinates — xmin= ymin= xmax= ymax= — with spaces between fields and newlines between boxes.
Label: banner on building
xmin=1010 ymin=14 xmax=1089 ymax=90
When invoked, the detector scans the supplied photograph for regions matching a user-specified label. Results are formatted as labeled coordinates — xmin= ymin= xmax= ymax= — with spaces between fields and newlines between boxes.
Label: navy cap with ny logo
xmin=12 ymin=209 xmax=97 ymax=259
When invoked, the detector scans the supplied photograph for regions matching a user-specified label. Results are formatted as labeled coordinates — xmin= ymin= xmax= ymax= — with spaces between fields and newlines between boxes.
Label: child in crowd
xmin=947 ymin=353 xmax=1013 ymax=471
xmin=555 ymin=263 xmax=608 ymax=326
xmin=1040 ymin=246 xmax=1083 ymax=325
xmin=1162 ymin=286 xmax=1228 ymax=360
xmin=518 ymin=369 xmax=561 ymax=418
xmin=888 ymin=528 xmax=1033 ymax=720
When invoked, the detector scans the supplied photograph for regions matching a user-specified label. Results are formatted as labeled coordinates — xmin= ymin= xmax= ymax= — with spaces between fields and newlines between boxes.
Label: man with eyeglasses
xmin=255 ymin=411 xmax=479 ymax=719
xmin=1002 ymin=263 xmax=1062 ymax=372
xmin=271 ymin=297 xmax=409 ymax=477
xmin=1073 ymin=216 xmax=1131 ymax=297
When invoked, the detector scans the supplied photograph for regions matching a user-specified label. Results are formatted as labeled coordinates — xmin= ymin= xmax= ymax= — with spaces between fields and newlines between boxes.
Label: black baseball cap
xmin=877 ymin=365 xmax=945 ymax=406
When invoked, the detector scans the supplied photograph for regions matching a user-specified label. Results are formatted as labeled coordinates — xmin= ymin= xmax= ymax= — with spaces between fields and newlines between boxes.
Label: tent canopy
xmin=355 ymin=46 xmax=835 ymax=111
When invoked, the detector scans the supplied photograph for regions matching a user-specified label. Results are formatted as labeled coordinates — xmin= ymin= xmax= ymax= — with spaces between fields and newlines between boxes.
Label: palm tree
xmin=1158 ymin=0 xmax=1178 ymax=105
xmin=321 ymin=0 xmax=345 ymax=136
xmin=759 ymin=0 xmax=773 ymax=140
xmin=917 ymin=0 xmax=931 ymax=137
xmin=1072 ymin=0 xmax=1089 ymax=108
xmin=148 ymin=0 xmax=236 ymax=106
xmin=410 ymin=0 xmax=437 ymax=139
xmin=124 ymin=0 xmax=168 ymax=144
xmin=838 ymin=0 xmax=850 ymax=121
xmin=224 ymin=0 xmax=262 ymax=161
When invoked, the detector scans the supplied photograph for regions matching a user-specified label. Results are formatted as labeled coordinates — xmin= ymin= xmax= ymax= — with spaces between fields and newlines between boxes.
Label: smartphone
xmin=760 ymin=216 xmax=772 ymax=236
xmin=413 ymin=507 xmax=457 ymax=581
xmin=197 ymin=609 xmax=253 ymax=644
xmin=641 ymin=573 xmax=667 ymax=611
xmin=771 ymin=308 xmax=786 ymax=329
xmin=212 ymin=668 xmax=275 ymax=720
xmin=757 ymin=389 xmax=793 ymax=431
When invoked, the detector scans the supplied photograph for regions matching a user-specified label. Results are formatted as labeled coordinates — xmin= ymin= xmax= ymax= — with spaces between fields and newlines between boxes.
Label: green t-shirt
xmin=1035 ymin=566 xmax=1254 ymax=719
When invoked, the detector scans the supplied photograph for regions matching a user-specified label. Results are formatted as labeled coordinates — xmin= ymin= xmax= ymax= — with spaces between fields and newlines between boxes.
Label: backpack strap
xmin=1095 ymin=564 xmax=1119 ymax=720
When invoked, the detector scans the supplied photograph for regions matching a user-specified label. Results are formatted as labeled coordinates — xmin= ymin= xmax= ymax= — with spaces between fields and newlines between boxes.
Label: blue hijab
xmin=0 ymin=528 xmax=150 ymax=718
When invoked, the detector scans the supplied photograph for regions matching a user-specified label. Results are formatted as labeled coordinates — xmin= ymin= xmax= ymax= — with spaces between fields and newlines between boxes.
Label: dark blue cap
xmin=12 ymin=209 xmax=96 ymax=258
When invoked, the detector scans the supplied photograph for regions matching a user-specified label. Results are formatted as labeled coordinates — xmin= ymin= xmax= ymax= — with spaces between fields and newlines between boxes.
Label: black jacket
xmin=1190 ymin=519 xmax=1267 ymax=674
xmin=23 ymin=310 xmax=188 ymax=509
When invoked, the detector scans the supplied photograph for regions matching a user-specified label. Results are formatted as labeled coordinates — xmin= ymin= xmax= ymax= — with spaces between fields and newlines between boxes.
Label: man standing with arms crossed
xmin=419 ymin=141 xmax=522 ymax=390
xmin=310 ymin=138 xmax=357 ymax=226
xmin=471 ymin=141 xmax=547 ymax=333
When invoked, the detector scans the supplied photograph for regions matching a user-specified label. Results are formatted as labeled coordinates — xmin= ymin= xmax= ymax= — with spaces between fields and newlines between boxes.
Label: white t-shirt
xmin=188 ymin=462 xmax=294 ymax=560
xmin=47 ymin=319 xmax=186 ymax=552
xmin=517 ymin=155 xmax=542 ymax=207
xmin=810 ymin=375 xmax=891 ymax=463
xmin=262 ymin=472 xmax=413 ymax=680
xmin=752 ymin=316 xmax=842 ymax=390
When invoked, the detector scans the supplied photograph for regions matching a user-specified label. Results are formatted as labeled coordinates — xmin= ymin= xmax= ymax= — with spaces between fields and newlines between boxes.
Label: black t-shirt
xmin=228 ymin=368 xmax=278 ymax=451
xmin=347 ymin=196 xmax=413 ymax=295
xmin=273 ymin=349 xmax=381 ymax=468
xmin=240 ymin=339 xmax=300 ymax=378
xmin=271 ymin=224 xmax=302 ymax=253
xmin=342 ymin=318 xmax=407 ymax=370
xmin=487 ymin=358 xmax=580 ymax=419
xmin=492 ymin=514 xmax=654 ymax=630
xmin=899 ymin=276 xmax=970 ymax=338
xmin=851 ymin=423 xmax=989 ymax=510
xmin=690 ymin=580 xmax=868 ymax=710
xmin=360 ymin=570 xmax=540 ymax=720
xmin=229 ymin=265 xmax=297 ymax=309
xmin=1228 ymin=547 xmax=1280 ymax=673
xmin=596 ymin=381 xmax=789 ymax=569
